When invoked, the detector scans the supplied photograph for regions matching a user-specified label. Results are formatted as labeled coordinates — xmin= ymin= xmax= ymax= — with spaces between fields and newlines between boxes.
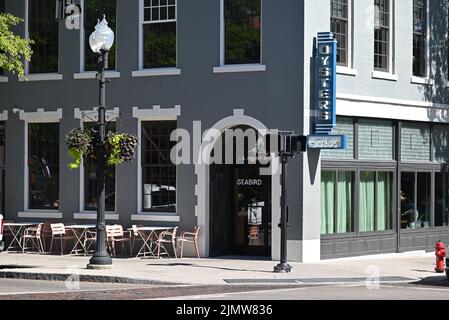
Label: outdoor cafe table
xmin=65 ymin=224 xmax=96 ymax=256
xmin=127 ymin=226 xmax=170 ymax=258
xmin=3 ymin=222 xmax=42 ymax=252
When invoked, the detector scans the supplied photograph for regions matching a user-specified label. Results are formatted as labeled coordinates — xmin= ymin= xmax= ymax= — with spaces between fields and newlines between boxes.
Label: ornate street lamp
xmin=87 ymin=15 xmax=115 ymax=269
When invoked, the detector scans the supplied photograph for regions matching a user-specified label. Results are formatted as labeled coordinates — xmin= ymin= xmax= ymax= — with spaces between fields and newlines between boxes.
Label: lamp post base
xmin=87 ymin=255 xmax=113 ymax=269
xmin=274 ymin=263 xmax=292 ymax=273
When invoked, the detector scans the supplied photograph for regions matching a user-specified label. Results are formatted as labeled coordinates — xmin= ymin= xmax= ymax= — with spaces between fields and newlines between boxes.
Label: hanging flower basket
xmin=65 ymin=128 xmax=138 ymax=169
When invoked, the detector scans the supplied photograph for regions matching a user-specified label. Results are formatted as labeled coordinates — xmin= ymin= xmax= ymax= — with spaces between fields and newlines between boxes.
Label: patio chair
xmin=83 ymin=229 xmax=96 ymax=256
xmin=177 ymin=226 xmax=200 ymax=259
xmin=106 ymin=225 xmax=132 ymax=256
xmin=155 ymin=227 xmax=178 ymax=259
xmin=22 ymin=223 xmax=44 ymax=253
xmin=49 ymin=223 xmax=76 ymax=255
xmin=130 ymin=224 xmax=144 ymax=255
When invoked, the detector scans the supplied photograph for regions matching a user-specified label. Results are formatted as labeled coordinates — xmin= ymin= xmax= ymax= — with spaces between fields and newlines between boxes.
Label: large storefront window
xmin=84 ymin=0 xmax=116 ymax=71
xmin=142 ymin=121 xmax=176 ymax=212
xmin=28 ymin=123 xmax=59 ymax=210
xmin=224 ymin=0 xmax=261 ymax=65
xmin=435 ymin=172 xmax=449 ymax=227
xmin=401 ymin=172 xmax=431 ymax=229
xmin=84 ymin=123 xmax=116 ymax=212
xmin=359 ymin=171 xmax=393 ymax=232
xmin=321 ymin=171 xmax=354 ymax=235
xmin=28 ymin=0 xmax=59 ymax=73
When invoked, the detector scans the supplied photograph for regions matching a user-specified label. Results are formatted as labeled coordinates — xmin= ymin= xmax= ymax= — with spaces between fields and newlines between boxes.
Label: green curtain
xmin=321 ymin=172 xmax=335 ymax=234
xmin=360 ymin=172 xmax=375 ymax=232
xmin=337 ymin=172 xmax=353 ymax=233
xmin=377 ymin=172 xmax=392 ymax=231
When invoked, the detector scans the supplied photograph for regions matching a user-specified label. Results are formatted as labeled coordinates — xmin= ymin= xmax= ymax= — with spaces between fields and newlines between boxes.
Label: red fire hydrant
xmin=435 ymin=242 xmax=446 ymax=273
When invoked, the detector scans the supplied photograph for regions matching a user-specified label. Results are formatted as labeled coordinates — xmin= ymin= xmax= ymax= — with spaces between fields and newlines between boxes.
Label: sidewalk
xmin=0 ymin=251 xmax=445 ymax=286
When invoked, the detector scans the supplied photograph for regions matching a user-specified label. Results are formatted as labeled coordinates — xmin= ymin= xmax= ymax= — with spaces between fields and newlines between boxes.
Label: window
xmin=321 ymin=171 xmax=354 ymax=235
xmin=359 ymin=171 xmax=393 ymax=232
xmin=142 ymin=0 xmax=176 ymax=69
xmin=374 ymin=0 xmax=390 ymax=71
xmin=433 ymin=125 xmax=449 ymax=163
xmin=331 ymin=0 xmax=349 ymax=66
xmin=84 ymin=0 xmax=116 ymax=71
xmin=359 ymin=119 xmax=394 ymax=160
xmin=28 ymin=0 xmax=59 ymax=74
xmin=400 ymin=172 xmax=431 ymax=229
xmin=0 ymin=123 xmax=4 ymax=214
xmin=224 ymin=0 xmax=261 ymax=65
xmin=401 ymin=124 xmax=430 ymax=162
xmin=435 ymin=172 xmax=449 ymax=227
xmin=28 ymin=123 xmax=59 ymax=210
xmin=413 ymin=0 xmax=427 ymax=77
xmin=142 ymin=121 xmax=176 ymax=212
xmin=84 ymin=123 xmax=116 ymax=212
xmin=322 ymin=117 xmax=355 ymax=159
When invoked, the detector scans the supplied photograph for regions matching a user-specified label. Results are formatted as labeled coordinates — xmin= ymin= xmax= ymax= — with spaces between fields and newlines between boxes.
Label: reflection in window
xmin=401 ymin=172 xmax=430 ymax=229
xmin=331 ymin=0 xmax=349 ymax=66
xmin=84 ymin=123 xmax=116 ymax=212
xmin=321 ymin=171 xmax=354 ymax=235
xmin=435 ymin=172 xmax=449 ymax=227
xmin=84 ymin=0 xmax=116 ymax=71
xmin=359 ymin=172 xmax=393 ymax=232
xmin=142 ymin=121 xmax=176 ymax=212
xmin=28 ymin=123 xmax=59 ymax=210
xmin=224 ymin=0 xmax=261 ymax=65
xmin=413 ymin=0 xmax=427 ymax=77
xmin=28 ymin=0 xmax=58 ymax=74
xmin=142 ymin=0 xmax=176 ymax=68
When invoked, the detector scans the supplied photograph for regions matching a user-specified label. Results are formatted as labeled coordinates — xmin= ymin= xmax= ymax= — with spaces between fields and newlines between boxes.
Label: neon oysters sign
xmin=315 ymin=32 xmax=337 ymax=135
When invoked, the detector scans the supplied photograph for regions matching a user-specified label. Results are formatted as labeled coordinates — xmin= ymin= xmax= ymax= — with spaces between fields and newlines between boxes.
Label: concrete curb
xmin=0 ymin=271 xmax=182 ymax=286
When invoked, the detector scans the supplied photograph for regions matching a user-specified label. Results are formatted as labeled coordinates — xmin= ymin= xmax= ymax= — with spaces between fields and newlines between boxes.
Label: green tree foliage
xmin=0 ymin=12 xmax=33 ymax=77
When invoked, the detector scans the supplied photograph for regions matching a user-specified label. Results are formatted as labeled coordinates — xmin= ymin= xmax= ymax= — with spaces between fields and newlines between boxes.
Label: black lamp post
xmin=87 ymin=15 xmax=114 ymax=269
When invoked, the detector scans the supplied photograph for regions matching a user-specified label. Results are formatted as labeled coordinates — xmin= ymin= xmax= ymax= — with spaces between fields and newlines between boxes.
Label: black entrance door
xmin=210 ymin=164 xmax=271 ymax=257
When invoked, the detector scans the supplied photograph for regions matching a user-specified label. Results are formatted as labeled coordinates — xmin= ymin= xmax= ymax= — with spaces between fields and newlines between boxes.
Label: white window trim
xmin=73 ymin=213 xmax=119 ymax=220
xmin=79 ymin=0 xmax=118 ymax=74
xmin=0 ymin=76 xmax=8 ymax=83
xmin=411 ymin=76 xmax=434 ymax=86
xmin=74 ymin=107 xmax=119 ymax=214
xmin=372 ymin=0 xmax=396 ymax=77
xmin=134 ymin=0 xmax=180 ymax=76
xmin=336 ymin=66 xmax=358 ymax=76
xmin=73 ymin=71 xmax=121 ymax=80
xmin=334 ymin=0 xmax=354 ymax=70
xmin=23 ymin=0 xmax=61 ymax=80
xmin=132 ymin=105 xmax=180 ymax=215
xmin=131 ymin=214 xmax=180 ymax=222
xmin=18 ymin=211 xmax=63 ymax=219
xmin=411 ymin=0 xmax=431 ymax=84
xmin=14 ymin=108 xmax=63 ymax=212
xmin=214 ymin=0 xmax=266 ymax=73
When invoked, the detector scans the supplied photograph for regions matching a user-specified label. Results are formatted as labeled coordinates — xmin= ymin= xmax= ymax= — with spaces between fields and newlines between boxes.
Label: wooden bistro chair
xmin=83 ymin=229 xmax=97 ymax=256
xmin=155 ymin=227 xmax=178 ymax=259
xmin=49 ymin=223 xmax=75 ymax=255
xmin=106 ymin=225 xmax=132 ymax=257
xmin=22 ymin=223 xmax=44 ymax=253
xmin=177 ymin=226 xmax=200 ymax=259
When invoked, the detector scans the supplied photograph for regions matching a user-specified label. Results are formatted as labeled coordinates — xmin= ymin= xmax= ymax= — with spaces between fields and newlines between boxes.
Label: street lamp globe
xmin=89 ymin=15 xmax=115 ymax=53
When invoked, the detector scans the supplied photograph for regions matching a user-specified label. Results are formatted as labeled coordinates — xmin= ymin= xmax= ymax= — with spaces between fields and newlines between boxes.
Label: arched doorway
xmin=209 ymin=125 xmax=272 ymax=257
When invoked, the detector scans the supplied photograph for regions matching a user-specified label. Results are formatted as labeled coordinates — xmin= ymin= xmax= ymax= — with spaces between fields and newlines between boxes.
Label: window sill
xmin=0 ymin=76 xmax=8 ymax=83
xmin=411 ymin=76 xmax=434 ymax=86
xmin=337 ymin=66 xmax=358 ymax=76
xmin=73 ymin=71 xmax=121 ymax=80
xmin=132 ymin=68 xmax=181 ymax=77
xmin=19 ymin=73 xmax=63 ymax=82
xmin=213 ymin=64 xmax=267 ymax=74
xmin=73 ymin=212 xmax=119 ymax=220
xmin=131 ymin=213 xmax=180 ymax=222
xmin=372 ymin=71 xmax=398 ymax=82
xmin=18 ymin=211 xmax=63 ymax=219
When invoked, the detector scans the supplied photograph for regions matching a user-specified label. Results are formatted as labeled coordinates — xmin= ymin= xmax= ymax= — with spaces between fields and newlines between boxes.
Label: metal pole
xmin=274 ymin=153 xmax=292 ymax=273
xmin=88 ymin=49 xmax=112 ymax=268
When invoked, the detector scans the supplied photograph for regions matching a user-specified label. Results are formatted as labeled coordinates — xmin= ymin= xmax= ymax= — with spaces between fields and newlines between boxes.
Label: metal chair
xmin=155 ymin=227 xmax=178 ymax=259
xmin=177 ymin=226 xmax=200 ymax=259
xmin=106 ymin=225 xmax=132 ymax=256
xmin=22 ymin=223 xmax=44 ymax=253
xmin=83 ymin=229 xmax=96 ymax=256
xmin=49 ymin=223 xmax=75 ymax=255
